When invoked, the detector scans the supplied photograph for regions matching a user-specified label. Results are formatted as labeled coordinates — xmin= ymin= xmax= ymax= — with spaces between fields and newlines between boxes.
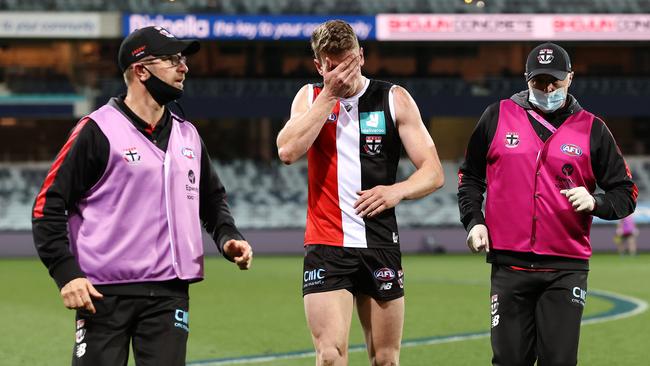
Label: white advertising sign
xmin=377 ymin=14 xmax=650 ymax=41
xmin=0 ymin=12 xmax=120 ymax=38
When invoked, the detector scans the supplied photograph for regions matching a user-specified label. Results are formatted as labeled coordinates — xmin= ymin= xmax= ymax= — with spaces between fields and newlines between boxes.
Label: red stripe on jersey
xmin=305 ymin=86 xmax=344 ymax=245
xmin=33 ymin=118 xmax=90 ymax=218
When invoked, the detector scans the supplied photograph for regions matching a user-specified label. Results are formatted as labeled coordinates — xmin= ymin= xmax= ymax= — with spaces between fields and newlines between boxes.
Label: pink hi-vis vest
xmin=68 ymin=104 xmax=204 ymax=284
xmin=485 ymin=100 xmax=596 ymax=260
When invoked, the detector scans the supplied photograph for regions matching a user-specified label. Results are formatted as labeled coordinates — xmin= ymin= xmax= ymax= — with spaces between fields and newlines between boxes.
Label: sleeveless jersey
xmin=305 ymin=78 xmax=402 ymax=249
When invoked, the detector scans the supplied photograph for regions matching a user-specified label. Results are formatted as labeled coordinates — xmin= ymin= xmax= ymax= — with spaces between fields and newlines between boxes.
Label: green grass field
xmin=1 ymin=253 xmax=648 ymax=365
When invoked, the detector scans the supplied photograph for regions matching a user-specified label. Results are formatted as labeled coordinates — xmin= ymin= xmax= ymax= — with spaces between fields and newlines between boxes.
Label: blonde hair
xmin=310 ymin=20 xmax=359 ymax=61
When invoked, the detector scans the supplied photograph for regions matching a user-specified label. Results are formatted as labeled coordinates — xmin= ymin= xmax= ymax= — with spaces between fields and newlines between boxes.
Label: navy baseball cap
xmin=118 ymin=26 xmax=200 ymax=71
xmin=525 ymin=42 xmax=572 ymax=81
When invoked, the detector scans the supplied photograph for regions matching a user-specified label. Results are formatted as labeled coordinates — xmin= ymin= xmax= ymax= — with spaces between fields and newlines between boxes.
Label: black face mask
xmin=142 ymin=66 xmax=183 ymax=106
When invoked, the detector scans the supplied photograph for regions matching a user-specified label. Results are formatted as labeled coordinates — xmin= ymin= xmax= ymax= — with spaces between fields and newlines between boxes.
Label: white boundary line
xmin=188 ymin=289 xmax=648 ymax=365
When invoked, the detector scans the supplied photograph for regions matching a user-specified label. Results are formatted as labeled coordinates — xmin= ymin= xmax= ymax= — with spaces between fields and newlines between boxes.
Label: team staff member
xmin=32 ymin=26 xmax=252 ymax=366
xmin=458 ymin=42 xmax=637 ymax=366
xmin=277 ymin=20 xmax=444 ymax=366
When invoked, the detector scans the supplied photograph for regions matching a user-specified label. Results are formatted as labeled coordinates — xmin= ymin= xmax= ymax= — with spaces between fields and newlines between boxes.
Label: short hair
xmin=123 ymin=67 xmax=134 ymax=86
xmin=310 ymin=20 xmax=359 ymax=61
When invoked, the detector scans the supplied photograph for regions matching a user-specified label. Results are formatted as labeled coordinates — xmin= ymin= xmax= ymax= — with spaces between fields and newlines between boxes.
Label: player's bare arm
xmin=277 ymin=54 xmax=360 ymax=164
xmin=355 ymin=86 xmax=444 ymax=218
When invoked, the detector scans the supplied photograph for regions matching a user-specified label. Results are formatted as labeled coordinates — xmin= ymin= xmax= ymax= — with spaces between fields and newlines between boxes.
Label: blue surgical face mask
xmin=528 ymin=87 xmax=567 ymax=113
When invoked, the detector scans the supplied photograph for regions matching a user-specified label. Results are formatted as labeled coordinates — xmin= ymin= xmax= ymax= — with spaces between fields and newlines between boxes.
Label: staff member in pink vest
xmin=32 ymin=26 xmax=252 ymax=366
xmin=458 ymin=42 xmax=637 ymax=366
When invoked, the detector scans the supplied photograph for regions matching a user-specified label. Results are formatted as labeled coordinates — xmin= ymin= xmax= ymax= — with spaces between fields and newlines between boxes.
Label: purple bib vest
xmin=68 ymin=104 xmax=204 ymax=284
xmin=485 ymin=100 xmax=596 ymax=260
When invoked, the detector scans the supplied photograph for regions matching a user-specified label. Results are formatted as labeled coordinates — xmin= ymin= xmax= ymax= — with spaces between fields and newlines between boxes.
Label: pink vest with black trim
xmin=68 ymin=104 xmax=204 ymax=284
xmin=485 ymin=99 xmax=596 ymax=259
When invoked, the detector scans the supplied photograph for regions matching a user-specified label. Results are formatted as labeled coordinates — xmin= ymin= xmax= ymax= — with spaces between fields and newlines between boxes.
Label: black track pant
xmin=490 ymin=265 xmax=588 ymax=366
xmin=71 ymin=295 xmax=189 ymax=366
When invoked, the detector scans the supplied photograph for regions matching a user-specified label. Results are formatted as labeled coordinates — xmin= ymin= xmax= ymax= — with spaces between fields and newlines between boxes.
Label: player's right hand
xmin=60 ymin=278 xmax=103 ymax=314
xmin=467 ymin=224 xmax=490 ymax=253
xmin=321 ymin=54 xmax=360 ymax=98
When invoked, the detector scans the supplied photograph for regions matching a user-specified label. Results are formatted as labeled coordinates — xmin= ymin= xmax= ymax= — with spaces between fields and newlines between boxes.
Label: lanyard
xmin=527 ymin=109 xmax=557 ymax=134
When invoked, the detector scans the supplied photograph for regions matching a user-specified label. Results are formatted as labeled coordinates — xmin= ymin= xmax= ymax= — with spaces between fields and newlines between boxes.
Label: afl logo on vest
xmin=181 ymin=147 xmax=195 ymax=159
xmin=327 ymin=112 xmax=338 ymax=123
xmin=561 ymin=144 xmax=583 ymax=157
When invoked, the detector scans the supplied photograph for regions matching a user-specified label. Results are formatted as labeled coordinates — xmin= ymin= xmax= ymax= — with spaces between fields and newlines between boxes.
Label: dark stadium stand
xmin=1 ymin=158 xmax=649 ymax=230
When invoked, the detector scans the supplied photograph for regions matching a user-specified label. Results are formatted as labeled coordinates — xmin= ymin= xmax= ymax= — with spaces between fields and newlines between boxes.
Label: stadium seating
xmin=96 ymin=77 xmax=650 ymax=100
xmin=2 ymin=158 xmax=649 ymax=230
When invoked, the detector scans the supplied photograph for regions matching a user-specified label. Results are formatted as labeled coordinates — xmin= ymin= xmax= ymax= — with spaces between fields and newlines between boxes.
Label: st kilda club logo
xmin=537 ymin=48 xmax=554 ymax=64
xmin=363 ymin=136 xmax=382 ymax=156
xmin=122 ymin=147 xmax=141 ymax=165
xmin=505 ymin=132 xmax=519 ymax=148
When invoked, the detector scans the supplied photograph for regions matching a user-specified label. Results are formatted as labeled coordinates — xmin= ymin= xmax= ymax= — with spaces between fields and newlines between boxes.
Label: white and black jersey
xmin=305 ymin=78 xmax=402 ymax=249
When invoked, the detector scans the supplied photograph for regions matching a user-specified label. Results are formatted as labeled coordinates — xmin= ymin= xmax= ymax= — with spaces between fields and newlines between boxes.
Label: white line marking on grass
xmin=188 ymin=289 xmax=647 ymax=365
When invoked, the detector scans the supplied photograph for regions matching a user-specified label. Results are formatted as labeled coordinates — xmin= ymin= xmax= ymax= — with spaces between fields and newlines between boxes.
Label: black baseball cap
xmin=118 ymin=26 xmax=200 ymax=71
xmin=525 ymin=42 xmax=572 ymax=81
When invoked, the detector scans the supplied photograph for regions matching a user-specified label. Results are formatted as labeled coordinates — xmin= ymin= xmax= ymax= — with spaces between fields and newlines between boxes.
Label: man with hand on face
xmin=458 ymin=42 xmax=637 ymax=365
xmin=277 ymin=20 xmax=444 ymax=366
xmin=32 ymin=26 xmax=252 ymax=366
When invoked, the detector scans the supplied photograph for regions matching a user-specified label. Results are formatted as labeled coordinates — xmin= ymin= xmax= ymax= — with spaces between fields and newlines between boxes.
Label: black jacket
xmin=32 ymin=97 xmax=244 ymax=296
xmin=457 ymin=91 xmax=637 ymax=270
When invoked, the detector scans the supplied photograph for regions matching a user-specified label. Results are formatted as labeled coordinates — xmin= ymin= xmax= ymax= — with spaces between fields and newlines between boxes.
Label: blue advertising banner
xmin=123 ymin=14 xmax=375 ymax=40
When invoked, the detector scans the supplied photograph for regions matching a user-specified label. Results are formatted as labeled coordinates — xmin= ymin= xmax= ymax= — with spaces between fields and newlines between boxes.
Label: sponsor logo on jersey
xmin=561 ymin=144 xmax=582 ymax=156
xmin=122 ymin=147 xmax=141 ymax=164
xmin=182 ymin=147 xmax=195 ymax=159
xmin=505 ymin=132 xmax=519 ymax=148
xmin=363 ymin=136 xmax=382 ymax=156
xmin=360 ymin=111 xmax=386 ymax=135
xmin=562 ymin=163 xmax=574 ymax=176
xmin=554 ymin=175 xmax=575 ymax=190
xmin=186 ymin=170 xmax=198 ymax=200
xmin=374 ymin=267 xmax=396 ymax=282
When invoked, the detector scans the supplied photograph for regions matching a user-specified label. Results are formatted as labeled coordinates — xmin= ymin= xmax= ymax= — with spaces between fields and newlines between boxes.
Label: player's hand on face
xmin=354 ymin=185 xmax=403 ymax=218
xmin=467 ymin=224 xmax=490 ymax=253
xmin=322 ymin=54 xmax=360 ymax=99
xmin=560 ymin=186 xmax=595 ymax=213
xmin=60 ymin=278 xmax=103 ymax=314
xmin=224 ymin=239 xmax=253 ymax=270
